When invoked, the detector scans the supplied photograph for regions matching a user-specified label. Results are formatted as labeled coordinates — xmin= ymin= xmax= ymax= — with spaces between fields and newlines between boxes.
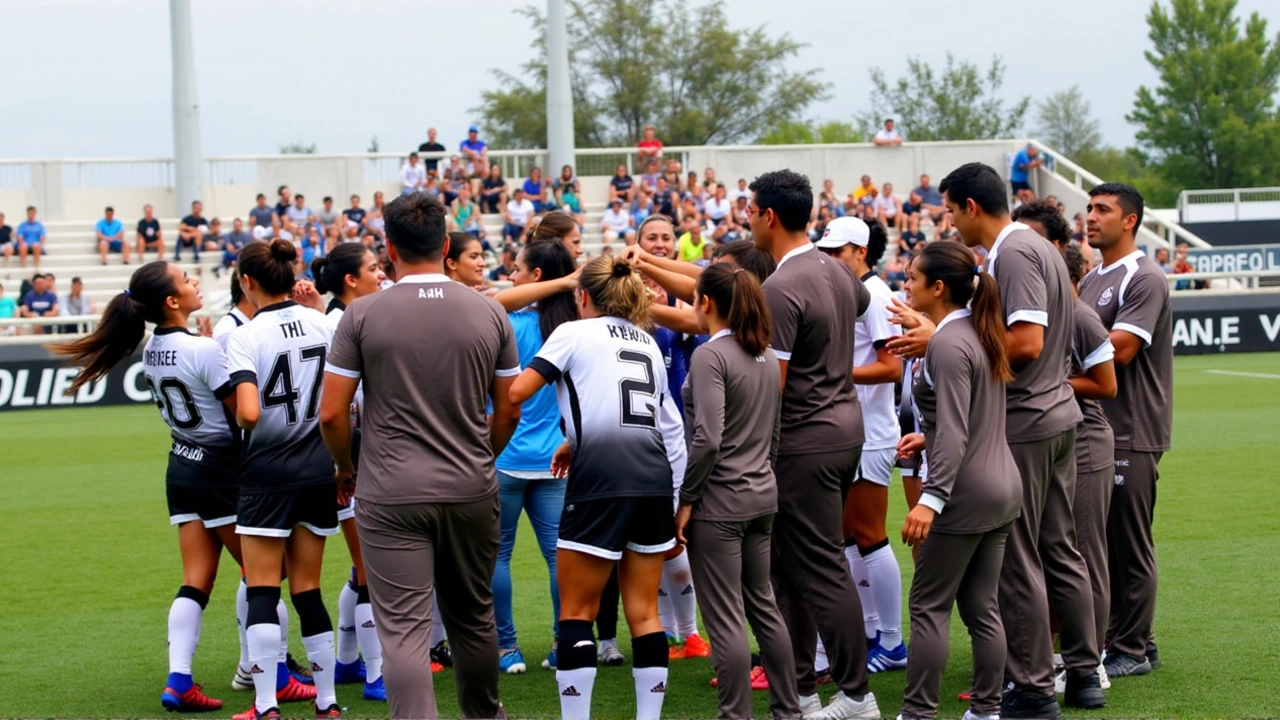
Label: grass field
xmin=3 ymin=352 xmax=1279 ymax=719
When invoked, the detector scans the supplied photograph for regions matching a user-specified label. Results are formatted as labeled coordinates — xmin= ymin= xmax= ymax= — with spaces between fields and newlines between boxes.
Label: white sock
xmin=236 ymin=581 xmax=250 ymax=671
xmin=429 ymin=594 xmax=447 ymax=647
xmin=846 ymin=545 xmax=879 ymax=642
xmin=815 ymin=634 xmax=829 ymax=674
xmin=633 ymin=666 xmax=668 ymax=720
xmin=336 ymin=582 xmax=360 ymax=664
xmin=303 ymin=632 xmax=337 ymax=710
xmin=247 ymin=623 xmax=280 ymax=713
xmin=276 ymin=600 xmax=290 ymax=663
xmin=663 ymin=551 xmax=699 ymax=638
xmin=657 ymin=582 xmax=674 ymax=637
xmin=864 ymin=544 xmax=903 ymax=649
xmin=355 ymin=602 xmax=383 ymax=682
xmin=167 ymin=596 xmax=203 ymax=675
xmin=556 ymin=667 xmax=597 ymax=720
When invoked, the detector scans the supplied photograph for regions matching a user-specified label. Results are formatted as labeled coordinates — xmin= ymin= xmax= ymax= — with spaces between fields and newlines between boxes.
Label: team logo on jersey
xmin=1097 ymin=287 xmax=1114 ymax=307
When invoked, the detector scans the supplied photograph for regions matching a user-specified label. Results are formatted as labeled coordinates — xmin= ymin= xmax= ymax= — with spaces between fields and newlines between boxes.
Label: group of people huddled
xmin=55 ymin=159 xmax=1171 ymax=720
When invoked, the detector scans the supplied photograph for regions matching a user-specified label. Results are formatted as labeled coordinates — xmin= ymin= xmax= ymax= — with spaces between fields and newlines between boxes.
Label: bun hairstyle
xmin=229 ymin=268 xmax=244 ymax=306
xmin=578 ymin=255 xmax=651 ymax=327
xmin=237 ymin=238 xmax=297 ymax=295
xmin=696 ymin=263 xmax=772 ymax=357
xmin=520 ymin=240 xmax=577 ymax=341
xmin=53 ymin=261 xmax=176 ymax=395
xmin=312 ymin=243 xmax=368 ymax=297
xmin=525 ymin=210 xmax=577 ymax=244
xmin=916 ymin=242 xmax=1012 ymax=382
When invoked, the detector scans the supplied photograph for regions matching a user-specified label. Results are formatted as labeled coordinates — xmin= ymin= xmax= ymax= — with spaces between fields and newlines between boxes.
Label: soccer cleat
xmin=232 ymin=706 xmax=281 ymax=720
xmin=1063 ymin=670 xmax=1106 ymax=709
xmin=161 ymin=683 xmax=224 ymax=712
xmin=961 ymin=711 xmax=1000 ymax=720
xmin=231 ymin=665 xmax=255 ymax=691
xmin=668 ymin=634 xmax=686 ymax=660
xmin=867 ymin=642 xmax=908 ymax=673
xmin=812 ymin=690 xmax=880 ymax=720
xmin=286 ymin=654 xmax=314 ymax=685
xmin=958 ymin=690 xmax=973 ymax=702
xmin=799 ymin=693 xmax=823 ymax=718
xmin=542 ymin=642 xmax=558 ymax=670
xmin=750 ymin=665 xmax=770 ymax=691
xmin=499 ymin=648 xmax=528 ymax=675
xmin=276 ymin=675 xmax=317 ymax=704
xmin=431 ymin=661 xmax=444 ymax=673
xmin=598 ymin=638 xmax=625 ymax=666
xmin=683 ymin=633 xmax=712 ymax=659
xmin=1001 ymin=688 xmax=1062 ymax=719
xmin=315 ymin=702 xmax=342 ymax=719
xmin=1098 ymin=663 xmax=1111 ymax=690
xmin=364 ymin=676 xmax=387 ymax=702
xmin=1146 ymin=643 xmax=1162 ymax=671
xmin=430 ymin=640 xmax=453 ymax=668
xmin=1102 ymin=652 xmax=1151 ymax=678
xmin=334 ymin=658 xmax=366 ymax=685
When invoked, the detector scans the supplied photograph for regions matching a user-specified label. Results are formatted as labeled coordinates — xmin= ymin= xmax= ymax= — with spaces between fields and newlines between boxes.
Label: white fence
xmin=1178 ymin=187 xmax=1280 ymax=223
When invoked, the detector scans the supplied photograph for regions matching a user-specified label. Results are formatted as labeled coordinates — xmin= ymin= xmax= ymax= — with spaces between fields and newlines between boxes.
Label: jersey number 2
xmin=262 ymin=345 xmax=327 ymax=425
xmin=617 ymin=349 xmax=657 ymax=428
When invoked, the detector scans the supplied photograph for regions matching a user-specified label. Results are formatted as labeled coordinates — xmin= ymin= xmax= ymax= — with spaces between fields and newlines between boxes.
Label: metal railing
xmin=1178 ymin=187 xmax=1280 ymax=223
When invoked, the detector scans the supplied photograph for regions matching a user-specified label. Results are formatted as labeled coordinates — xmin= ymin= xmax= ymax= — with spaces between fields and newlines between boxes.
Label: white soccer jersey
xmin=325 ymin=303 xmax=363 ymax=430
xmin=212 ymin=307 xmax=250 ymax=351
xmin=226 ymin=300 xmax=336 ymax=492
xmin=856 ymin=273 xmax=902 ymax=450
xmin=143 ymin=327 xmax=237 ymax=451
xmin=529 ymin=316 xmax=678 ymax=503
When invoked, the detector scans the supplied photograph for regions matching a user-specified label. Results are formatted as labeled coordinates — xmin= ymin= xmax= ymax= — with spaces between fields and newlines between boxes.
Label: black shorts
xmin=336 ymin=429 xmax=362 ymax=522
xmin=168 ymin=483 xmax=238 ymax=528
xmin=558 ymin=496 xmax=676 ymax=560
xmin=237 ymin=484 xmax=340 ymax=538
xmin=1011 ymin=180 xmax=1032 ymax=193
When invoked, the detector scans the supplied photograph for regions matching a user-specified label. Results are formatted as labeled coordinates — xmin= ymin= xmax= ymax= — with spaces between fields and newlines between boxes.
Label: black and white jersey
xmin=226 ymin=301 xmax=336 ymax=493
xmin=529 ymin=316 xmax=678 ymax=502
xmin=325 ymin=300 xmax=363 ymax=430
xmin=144 ymin=328 xmax=238 ymax=474
xmin=212 ymin=307 xmax=250 ymax=351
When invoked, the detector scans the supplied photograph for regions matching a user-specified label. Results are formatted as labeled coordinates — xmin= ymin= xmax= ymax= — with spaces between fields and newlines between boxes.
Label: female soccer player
xmin=443 ymin=230 xmax=488 ymax=289
xmin=526 ymin=210 xmax=583 ymax=261
xmin=224 ymin=239 xmax=341 ymax=720
xmin=674 ymin=263 xmax=798 ymax=720
xmin=894 ymin=241 xmax=1021 ymax=720
xmin=509 ymin=256 xmax=680 ymax=720
xmin=54 ymin=262 xmax=238 ymax=712
xmin=311 ymin=244 xmax=389 ymax=701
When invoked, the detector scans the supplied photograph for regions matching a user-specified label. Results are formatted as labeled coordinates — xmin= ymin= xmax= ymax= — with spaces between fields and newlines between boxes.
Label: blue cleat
xmin=334 ymin=658 xmax=367 ymax=685
xmin=867 ymin=641 xmax=908 ymax=673
xmin=363 ymin=676 xmax=386 ymax=702
xmin=499 ymin=648 xmax=528 ymax=675
xmin=542 ymin=643 xmax=558 ymax=670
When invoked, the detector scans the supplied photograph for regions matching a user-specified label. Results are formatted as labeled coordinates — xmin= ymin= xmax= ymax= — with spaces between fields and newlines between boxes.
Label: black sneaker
xmin=1063 ymin=671 xmax=1106 ymax=709
xmin=1001 ymin=688 xmax=1062 ymax=719
xmin=1103 ymin=652 xmax=1152 ymax=678
xmin=431 ymin=640 xmax=453 ymax=668
xmin=1146 ymin=642 xmax=1162 ymax=670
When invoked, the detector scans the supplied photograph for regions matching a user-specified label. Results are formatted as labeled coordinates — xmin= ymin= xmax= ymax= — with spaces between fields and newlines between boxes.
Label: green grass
xmin=3 ymin=353 xmax=1279 ymax=719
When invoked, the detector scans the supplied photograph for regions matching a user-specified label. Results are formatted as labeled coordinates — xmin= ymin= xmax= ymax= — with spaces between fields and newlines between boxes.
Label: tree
xmin=1073 ymin=146 xmax=1178 ymax=207
xmin=858 ymin=54 xmax=1030 ymax=141
xmin=1129 ymin=0 xmax=1280 ymax=190
xmin=1036 ymin=85 xmax=1102 ymax=157
xmin=473 ymin=0 xmax=830 ymax=148
xmin=757 ymin=120 xmax=866 ymax=145
xmin=279 ymin=142 xmax=316 ymax=154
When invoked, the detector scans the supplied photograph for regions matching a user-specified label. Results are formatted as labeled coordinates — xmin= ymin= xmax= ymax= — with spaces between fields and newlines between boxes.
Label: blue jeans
xmin=492 ymin=471 xmax=566 ymax=649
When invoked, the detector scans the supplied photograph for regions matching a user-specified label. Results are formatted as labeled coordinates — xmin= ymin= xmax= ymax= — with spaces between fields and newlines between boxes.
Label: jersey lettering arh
xmin=143 ymin=328 xmax=238 ymax=478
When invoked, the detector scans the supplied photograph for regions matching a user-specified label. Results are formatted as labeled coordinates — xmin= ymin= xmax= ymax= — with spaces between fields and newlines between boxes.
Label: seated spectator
xmin=285 ymin=194 xmax=313 ymax=236
xmin=523 ymin=166 xmax=549 ymax=212
xmin=274 ymin=185 xmax=292 ymax=218
xmin=609 ymin=164 xmax=636 ymax=204
xmin=460 ymin=124 xmax=490 ymax=189
xmin=653 ymin=176 xmax=678 ymax=218
xmin=316 ymin=196 xmax=340 ymax=231
xmin=601 ymin=198 xmax=635 ymax=243
xmin=818 ymin=179 xmax=842 ymax=218
xmin=324 ymin=224 xmax=341 ymax=253
xmin=856 ymin=184 xmax=878 ymax=219
xmin=504 ymin=188 xmax=536 ymax=243
xmin=301 ymin=224 xmax=325 ymax=268
xmin=365 ymin=191 xmax=387 ymax=243
xmin=728 ymin=177 xmax=750 ymax=203
xmin=875 ymin=182 xmax=902 ymax=229
xmin=59 ymin=276 xmax=95 ymax=333
xmin=560 ymin=183 xmax=586 ymax=228
xmin=663 ymin=159 xmax=684 ymax=193
xmin=442 ymin=155 xmax=468 ymax=205
xmin=633 ymin=193 xmax=654 ymax=226
xmin=685 ymin=171 xmax=701 ymax=199
xmin=703 ymin=167 xmax=717 ymax=189
xmin=20 ymin=273 xmax=58 ymax=334
xmin=913 ymin=174 xmax=946 ymax=221
xmin=637 ymin=124 xmax=663 ymax=164
xmin=452 ymin=186 xmax=485 ymax=241
xmin=249 ymin=193 xmax=278 ymax=240
xmin=0 ymin=213 xmax=12 ymax=267
xmin=1013 ymin=187 xmax=1036 ymax=210
xmin=401 ymin=154 xmax=427 ymax=196
xmin=342 ymin=195 xmax=366 ymax=235
xmin=901 ymin=190 xmax=923 ymax=219
xmin=176 ymin=200 xmax=208 ymax=262
xmin=850 ymin=174 xmax=875 ymax=205
xmin=704 ymin=183 xmax=732 ymax=226
xmin=676 ymin=216 xmax=710 ymax=263
xmin=480 ymin=163 xmax=509 ymax=213
xmin=96 ymin=205 xmax=129 ymax=265
xmin=732 ymin=195 xmax=750 ymax=228
xmin=202 ymin=218 xmax=225 ymax=254
xmin=882 ymin=254 xmax=907 ymax=291
xmin=898 ymin=213 xmax=927 ymax=255
xmin=1155 ymin=247 xmax=1173 ymax=273
xmin=678 ymin=196 xmax=701 ymax=225
xmin=809 ymin=204 xmax=833 ymax=241
xmin=221 ymin=218 xmax=253 ymax=273
xmin=715 ymin=199 xmax=746 ymax=244
xmin=423 ymin=168 xmax=441 ymax=200
xmin=552 ymin=164 xmax=580 ymax=207
xmin=684 ymin=179 xmax=708 ymax=216
xmin=0 ymin=283 xmax=16 ymax=333
xmin=16 ymin=206 xmax=46 ymax=269
xmin=873 ymin=118 xmax=904 ymax=146
xmin=1071 ymin=212 xmax=1086 ymax=243
xmin=490 ymin=246 xmax=518 ymax=282
xmin=639 ymin=159 xmax=662 ymax=198
xmin=1173 ymin=243 xmax=1205 ymax=290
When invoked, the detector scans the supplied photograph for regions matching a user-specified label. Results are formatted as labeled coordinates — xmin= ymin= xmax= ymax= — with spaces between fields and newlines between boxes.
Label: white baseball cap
xmin=815 ymin=216 xmax=870 ymax=249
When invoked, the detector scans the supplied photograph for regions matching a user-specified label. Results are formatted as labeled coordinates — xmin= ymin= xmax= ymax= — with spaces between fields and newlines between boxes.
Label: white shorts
xmin=857 ymin=447 xmax=897 ymax=487
xmin=902 ymin=450 xmax=928 ymax=481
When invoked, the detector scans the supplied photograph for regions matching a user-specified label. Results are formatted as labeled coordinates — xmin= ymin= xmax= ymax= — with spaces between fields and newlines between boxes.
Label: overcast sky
xmin=3 ymin=0 xmax=1276 ymax=159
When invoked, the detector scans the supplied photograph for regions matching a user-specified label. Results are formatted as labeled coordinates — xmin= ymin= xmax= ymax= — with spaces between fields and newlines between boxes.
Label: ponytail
xmin=52 ymin=261 xmax=175 ymax=395
xmin=695 ymin=263 xmax=772 ymax=357
xmin=972 ymin=270 xmax=1013 ymax=382
xmin=312 ymin=242 xmax=368 ymax=297
xmin=519 ymin=240 xmax=577 ymax=340
xmin=916 ymin=242 xmax=1011 ymax=382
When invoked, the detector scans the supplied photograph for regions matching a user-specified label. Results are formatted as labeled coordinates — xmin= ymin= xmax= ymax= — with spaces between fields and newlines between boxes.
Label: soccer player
xmin=749 ymin=169 xmax=880 ymax=720
xmin=212 ymin=271 xmax=254 ymax=349
xmin=54 ymin=262 xmax=239 ymax=713
xmin=1077 ymin=183 xmax=1173 ymax=678
xmin=509 ymin=255 xmax=681 ymax=720
xmin=815 ymin=217 xmax=906 ymax=673
xmin=675 ymin=263 xmax=798 ymax=720
xmin=225 ymin=240 xmax=340 ymax=720
xmin=525 ymin=211 xmax=584 ymax=261
xmin=443 ymin=231 xmax=488 ymax=289
xmin=895 ymin=241 xmax=1021 ymax=720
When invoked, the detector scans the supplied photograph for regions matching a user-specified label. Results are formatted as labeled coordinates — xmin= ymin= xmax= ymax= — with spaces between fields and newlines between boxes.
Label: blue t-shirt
xmin=1010 ymin=149 xmax=1032 ymax=182
xmin=496 ymin=309 xmax=567 ymax=473
xmin=914 ymin=186 xmax=942 ymax=207
xmin=16 ymin=221 xmax=45 ymax=244
xmin=96 ymin=218 xmax=124 ymax=238
xmin=460 ymin=138 xmax=488 ymax=156
xmin=22 ymin=290 xmax=58 ymax=315
xmin=522 ymin=178 xmax=542 ymax=196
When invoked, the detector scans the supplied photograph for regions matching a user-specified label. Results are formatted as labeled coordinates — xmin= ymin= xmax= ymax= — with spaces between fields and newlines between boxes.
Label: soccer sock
xmin=246 ymin=586 xmax=282 ymax=713
xmin=354 ymin=585 xmax=383 ymax=682
xmin=664 ymin=551 xmax=699 ymax=638
xmin=632 ymin=632 xmax=669 ymax=720
xmin=293 ymin=588 xmax=337 ymax=710
xmin=236 ymin=579 xmax=250 ymax=671
xmin=862 ymin=541 xmax=903 ymax=650
xmin=167 ymin=586 xmax=208 ymax=691
xmin=845 ymin=543 xmax=879 ymax=642
xmin=336 ymin=580 xmax=359 ymax=664
xmin=429 ymin=594 xmax=447 ymax=647
xmin=657 ymin=581 xmax=674 ymax=638
xmin=275 ymin=598 xmax=291 ymax=690
xmin=556 ymin=619 xmax=598 ymax=720
xmin=815 ymin=634 xmax=829 ymax=674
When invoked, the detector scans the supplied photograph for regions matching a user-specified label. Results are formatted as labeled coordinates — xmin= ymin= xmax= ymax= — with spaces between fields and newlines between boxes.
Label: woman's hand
xmin=335 ymin=467 xmax=357 ymax=506
xmin=550 ymin=441 xmax=572 ymax=478
xmin=902 ymin=504 xmax=935 ymax=547
xmin=195 ymin=315 xmax=213 ymax=338
xmin=897 ymin=432 xmax=926 ymax=460
xmin=675 ymin=505 xmax=693 ymax=545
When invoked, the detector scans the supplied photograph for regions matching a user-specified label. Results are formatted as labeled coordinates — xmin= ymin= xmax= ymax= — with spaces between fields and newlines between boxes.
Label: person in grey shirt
xmin=674 ymin=263 xmax=798 ymax=720
xmin=1077 ymin=183 xmax=1173 ymax=679
xmin=315 ymin=196 xmax=340 ymax=232
xmin=248 ymin=193 xmax=278 ymax=238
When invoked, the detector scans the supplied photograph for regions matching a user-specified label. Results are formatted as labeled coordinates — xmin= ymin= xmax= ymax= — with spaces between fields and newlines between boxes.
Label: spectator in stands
xmin=342 ymin=194 xmax=366 ymax=234
xmin=873 ymin=118 xmax=904 ymax=146
xmin=856 ymin=183 xmax=879 ymax=219
xmin=882 ymin=253 xmax=907 ymax=291
xmin=135 ymin=203 xmax=165 ymax=260
xmin=733 ymin=194 xmax=750 ymax=228
xmin=664 ymin=159 xmax=684 ymax=193
xmin=285 ymin=194 xmax=313 ymax=237
xmin=401 ymin=152 xmax=427 ymax=195
xmin=1071 ymin=212 xmax=1086 ymax=243
xmin=818 ymin=179 xmax=841 ymax=218
xmin=912 ymin=173 xmax=946 ymax=220
xmin=221 ymin=218 xmax=252 ymax=274
xmin=490 ymin=246 xmax=518 ymax=282
xmin=418 ymin=127 xmax=446 ymax=171
xmin=703 ymin=166 xmax=718 ymax=190
xmin=176 ymin=200 xmax=208 ymax=262
xmin=19 ymin=273 xmax=58 ymax=333
xmin=275 ymin=185 xmax=293 ymax=218
xmin=1010 ymin=143 xmax=1042 ymax=194
xmin=522 ymin=166 xmax=549 ymax=212
xmin=1013 ymin=187 xmax=1036 ymax=209
xmin=316 ymin=196 xmax=340 ymax=232
xmin=1173 ymin=243 xmax=1205 ymax=290
xmin=504 ymin=187 xmax=535 ymax=243
xmin=633 ymin=193 xmax=654 ymax=226
xmin=728 ymin=178 xmax=750 ymax=203
xmin=202 ymin=218 xmax=225 ymax=255
xmin=0 ymin=213 xmax=11 ymax=267
xmin=685 ymin=176 xmax=708 ymax=216
xmin=559 ymin=181 xmax=586 ymax=229
xmin=601 ymin=197 xmax=636 ymax=244
xmin=0 ymin=283 xmax=16 ymax=331
xmin=96 ymin=205 xmax=129 ymax=265
xmin=899 ymin=213 xmax=927 ymax=255
xmin=481 ymin=163 xmax=509 ymax=213
xmin=366 ymin=191 xmax=388 ymax=244
xmin=876 ymin=182 xmax=902 ymax=230
xmin=851 ymin=175 xmax=876 ymax=206
xmin=59 ymin=276 xmax=94 ymax=332
xmin=452 ymin=185 xmax=484 ymax=241
xmin=443 ymin=155 xmax=468 ymax=205
xmin=640 ymin=159 xmax=662 ymax=198
xmin=610 ymin=164 xmax=636 ymax=205
xmin=552 ymin=164 xmax=580 ymax=207
xmin=638 ymin=124 xmax=663 ymax=163
xmin=809 ymin=204 xmax=833 ymax=241
xmin=901 ymin=190 xmax=923 ymax=220
xmin=460 ymin=124 xmax=489 ymax=189
xmin=16 ymin=206 xmax=45 ymax=269
xmin=676 ymin=215 xmax=709 ymax=263
xmin=248 ymin=193 xmax=277 ymax=240
xmin=654 ymin=176 xmax=678 ymax=218
xmin=423 ymin=168 xmax=441 ymax=200
xmin=705 ymin=183 xmax=732 ymax=227
xmin=1155 ymin=247 xmax=1173 ymax=273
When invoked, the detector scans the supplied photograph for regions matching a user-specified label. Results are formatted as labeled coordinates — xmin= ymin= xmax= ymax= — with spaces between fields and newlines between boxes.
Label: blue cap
xmin=468 ymin=124 xmax=479 ymax=133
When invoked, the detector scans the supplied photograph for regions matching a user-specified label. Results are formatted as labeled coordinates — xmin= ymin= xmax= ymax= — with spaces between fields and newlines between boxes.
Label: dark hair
xmin=865 ymin=219 xmax=889 ymax=267
xmin=323 ymin=196 xmax=332 ymax=203
xmin=696 ymin=263 xmax=772 ymax=357
xmin=1088 ymin=182 xmax=1145 ymax=233
xmin=384 ymin=193 xmax=448 ymax=262
xmin=71 ymin=276 xmax=83 ymax=285
xmin=53 ymin=261 xmax=175 ymax=395
xmin=312 ymin=243 xmax=370 ymax=297
xmin=295 ymin=194 xmax=304 ymax=201
xmin=105 ymin=206 xmax=114 ymax=213
xmin=520 ymin=240 xmax=578 ymax=341
xmin=1063 ymin=243 xmax=1089 ymax=285
xmin=938 ymin=163 xmax=1009 ymax=217
xmin=445 ymin=231 xmax=481 ymax=270
xmin=712 ymin=240 xmax=776 ymax=282
xmin=238 ymin=239 xmax=297 ymax=295
xmin=256 ymin=193 xmax=265 ymax=200
xmin=277 ymin=185 xmax=288 ymax=196
xmin=229 ymin=269 xmax=244 ymax=306
xmin=916 ymin=242 xmax=1012 ymax=382
xmin=525 ymin=210 xmax=578 ymax=244
xmin=1012 ymin=199 xmax=1071 ymax=245
xmin=748 ymin=169 xmax=813 ymax=232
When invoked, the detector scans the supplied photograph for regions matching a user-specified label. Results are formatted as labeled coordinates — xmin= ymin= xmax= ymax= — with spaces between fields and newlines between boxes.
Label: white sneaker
xmin=815 ymin=691 xmax=880 ymax=720
xmin=1053 ymin=667 xmax=1066 ymax=695
xmin=962 ymin=711 xmax=1000 ymax=720
xmin=231 ymin=664 xmax=254 ymax=691
xmin=799 ymin=694 xmax=823 ymax=718
xmin=1098 ymin=662 xmax=1111 ymax=690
